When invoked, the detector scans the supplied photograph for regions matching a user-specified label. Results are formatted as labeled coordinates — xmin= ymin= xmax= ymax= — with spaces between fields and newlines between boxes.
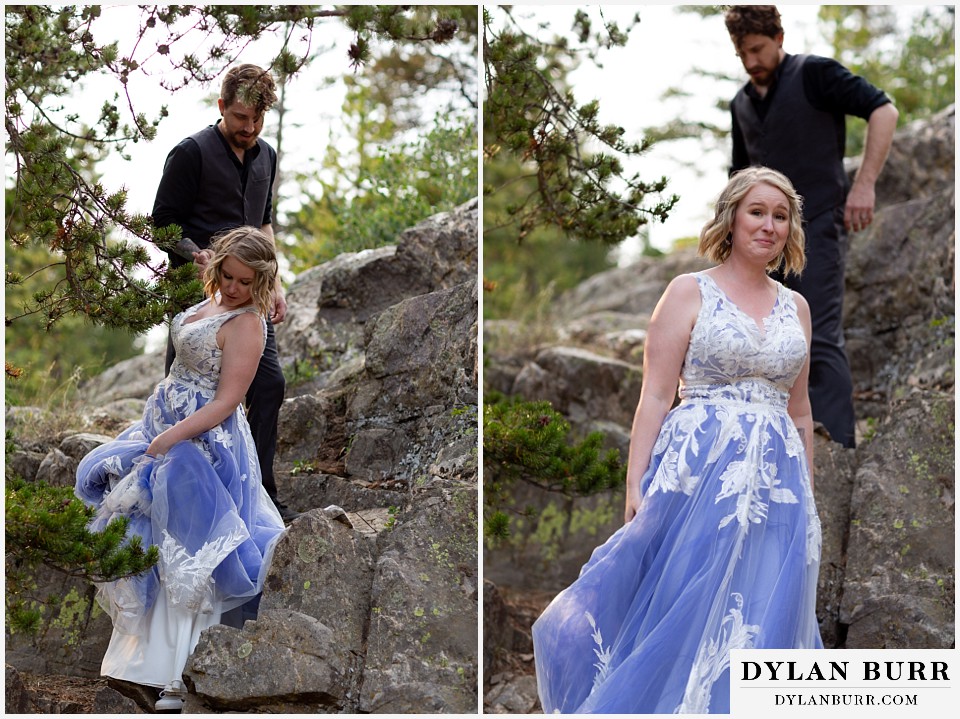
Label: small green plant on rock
xmin=283 ymin=357 xmax=322 ymax=387
xmin=291 ymin=459 xmax=319 ymax=476
xmin=384 ymin=505 xmax=399 ymax=530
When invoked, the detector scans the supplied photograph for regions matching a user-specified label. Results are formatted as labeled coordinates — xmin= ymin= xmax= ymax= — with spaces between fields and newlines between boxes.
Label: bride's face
xmin=730 ymin=183 xmax=789 ymax=265
xmin=217 ymin=255 xmax=256 ymax=309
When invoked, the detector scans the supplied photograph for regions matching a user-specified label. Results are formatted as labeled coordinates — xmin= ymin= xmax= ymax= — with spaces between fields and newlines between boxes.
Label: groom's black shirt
xmin=152 ymin=120 xmax=277 ymax=268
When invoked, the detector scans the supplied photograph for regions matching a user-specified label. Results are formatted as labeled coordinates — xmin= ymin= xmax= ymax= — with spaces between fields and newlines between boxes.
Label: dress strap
xmin=773 ymin=280 xmax=797 ymax=314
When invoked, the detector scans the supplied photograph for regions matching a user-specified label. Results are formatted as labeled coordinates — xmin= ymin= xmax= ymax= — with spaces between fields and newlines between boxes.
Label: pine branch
xmin=482 ymin=393 xmax=626 ymax=540
xmin=5 ymin=478 xmax=160 ymax=586
xmin=5 ymin=4 xmax=470 ymax=332
xmin=484 ymin=7 xmax=679 ymax=246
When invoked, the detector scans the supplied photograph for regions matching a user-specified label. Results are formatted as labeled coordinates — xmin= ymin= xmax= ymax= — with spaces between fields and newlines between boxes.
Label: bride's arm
xmin=624 ymin=275 xmax=699 ymax=523
xmin=146 ymin=312 xmax=265 ymax=456
xmin=787 ymin=292 xmax=815 ymax=490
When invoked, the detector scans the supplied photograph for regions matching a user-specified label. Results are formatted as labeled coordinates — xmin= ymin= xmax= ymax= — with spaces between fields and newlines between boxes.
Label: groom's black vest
xmin=731 ymin=54 xmax=848 ymax=221
xmin=177 ymin=125 xmax=273 ymax=255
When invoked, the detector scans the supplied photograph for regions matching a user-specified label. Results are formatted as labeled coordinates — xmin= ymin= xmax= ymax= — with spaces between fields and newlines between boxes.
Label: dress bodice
xmin=167 ymin=296 xmax=266 ymax=397
xmin=679 ymin=272 xmax=808 ymax=408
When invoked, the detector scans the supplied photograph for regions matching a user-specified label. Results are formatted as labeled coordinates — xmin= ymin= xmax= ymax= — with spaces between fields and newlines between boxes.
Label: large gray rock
xmin=4 ymin=571 xmax=113 ymax=680
xmin=5 ymin=664 xmax=32 ymax=714
xmin=187 ymin=609 xmax=356 ymax=712
xmin=34 ymin=448 xmax=77 ymax=488
xmin=391 ymin=198 xmax=479 ymax=291
xmin=844 ymin=186 xmax=955 ymax=413
xmin=31 ymin=433 xmax=114 ymax=488
xmin=351 ymin=280 xmax=478 ymax=422
xmin=359 ymin=487 xmax=478 ymax=714
xmin=316 ymin=196 xmax=477 ymax=326
xmin=6 ymin=450 xmax=46 ymax=483
xmin=277 ymin=276 xmax=478 ymax=491
xmin=92 ymin=685 xmax=143 ymax=714
xmin=77 ymin=350 xmax=165 ymax=404
xmin=340 ymin=279 xmax=479 ymax=491
xmin=184 ymin=490 xmax=479 ymax=714
xmin=276 ymin=198 xmax=479 ymax=384
xmin=511 ymin=347 xmax=642 ymax=428
xmin=839 ymin=392 xmax=954 ymax=648
xmin=260 ymin=511 xmax=377 ymax=656
xmin=276 ymin=472 xmax=406 ymax=516
xmin=553 ymin=249 xmax=711 ymax=321
xmin=810 ymin=431 xmax=858 ymax=648
xmin=106 ymin=678 xmax=158 ymax=712
xmin=851 ymin=104 xmax=955 ymax=208
xmin=274 ymin=232 xmax=478 ymax=507
xmin=275 ymin=393 xmax=331 ymax=463
xmin=59 ymin=433 xmax=114 ymax=460
xmin=484 ymin=673 xmax=539 ymax=714
xmin=344 ymin=426 xmax=411 ymax=482
xmin=275 ymin=246 xmax=396 ymax=374
xmin=185 ymin=511 xmax=376 ymax=710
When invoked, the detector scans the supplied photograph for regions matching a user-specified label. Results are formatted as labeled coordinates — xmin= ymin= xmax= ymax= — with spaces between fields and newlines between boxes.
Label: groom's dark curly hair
xmin=724 ymin=6 xmax=783 ymax=44
xmin=220 ymin=63 xmax=278 ymax=115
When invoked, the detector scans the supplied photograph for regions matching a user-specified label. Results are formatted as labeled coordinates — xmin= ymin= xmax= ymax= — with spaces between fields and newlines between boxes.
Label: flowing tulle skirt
xmin=75 ymin=378 xmax=285 ymax=686
xmin=532 ymin=399 xmax=823 ymax=714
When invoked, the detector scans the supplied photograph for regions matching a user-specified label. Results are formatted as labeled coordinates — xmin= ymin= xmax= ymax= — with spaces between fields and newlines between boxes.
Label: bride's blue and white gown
xmin=532 ymin=272 xmax=823 ymax=714
xmin=75 ymin=297 xmax=286 ymax=687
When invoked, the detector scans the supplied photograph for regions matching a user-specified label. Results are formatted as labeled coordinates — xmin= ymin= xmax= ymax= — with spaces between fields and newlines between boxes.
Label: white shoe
xmin=155 ymin=679 xmax=186 ymax=712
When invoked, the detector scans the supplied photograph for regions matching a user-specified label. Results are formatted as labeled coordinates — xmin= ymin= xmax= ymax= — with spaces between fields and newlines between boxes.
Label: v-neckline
xmin=701 ymin=273 xmax=780 ymax=338
xmin=181 ymin=298 xmax=214 ymax=328
xmin=181 ymin=297 xmax=246 ymax=328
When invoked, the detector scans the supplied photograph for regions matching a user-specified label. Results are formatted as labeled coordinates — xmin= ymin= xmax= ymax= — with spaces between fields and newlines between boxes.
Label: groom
xmin=725 ymin=5 xmax=898 ymax=448
xmin=152 ymin=63 xmax=298 ymax=522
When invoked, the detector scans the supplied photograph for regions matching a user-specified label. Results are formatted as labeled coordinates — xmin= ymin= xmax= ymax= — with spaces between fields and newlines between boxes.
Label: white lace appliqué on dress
xmin=676 ymin=593 xmax=760 ymax=714
xmin=168 ymin=297 xmax=266 ymax=396
xmin=584 ymin=611 xmax=614 ymax=692
xmin=158 ymin=527 xmax=249 ymax=613
xmin=653 ymin=274 xmax=814 ymax=539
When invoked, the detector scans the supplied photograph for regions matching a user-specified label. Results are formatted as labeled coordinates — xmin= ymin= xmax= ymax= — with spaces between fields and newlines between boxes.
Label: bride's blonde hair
xmin=698 ymin=167 xmax=806 ymax=277
xmin=203 ymin=226 xmax=278 ymax=318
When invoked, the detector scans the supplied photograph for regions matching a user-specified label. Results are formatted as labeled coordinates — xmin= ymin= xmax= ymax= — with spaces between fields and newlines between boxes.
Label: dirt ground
xmin=19 ymin=672 xmax=108 ymax=713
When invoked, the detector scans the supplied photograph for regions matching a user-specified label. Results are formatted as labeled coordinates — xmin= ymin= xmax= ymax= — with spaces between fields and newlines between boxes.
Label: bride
xmin=532 ymin=167 xmax=823 ymax=714
xmin=75 ymin=226 xmax=286 ymax=711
